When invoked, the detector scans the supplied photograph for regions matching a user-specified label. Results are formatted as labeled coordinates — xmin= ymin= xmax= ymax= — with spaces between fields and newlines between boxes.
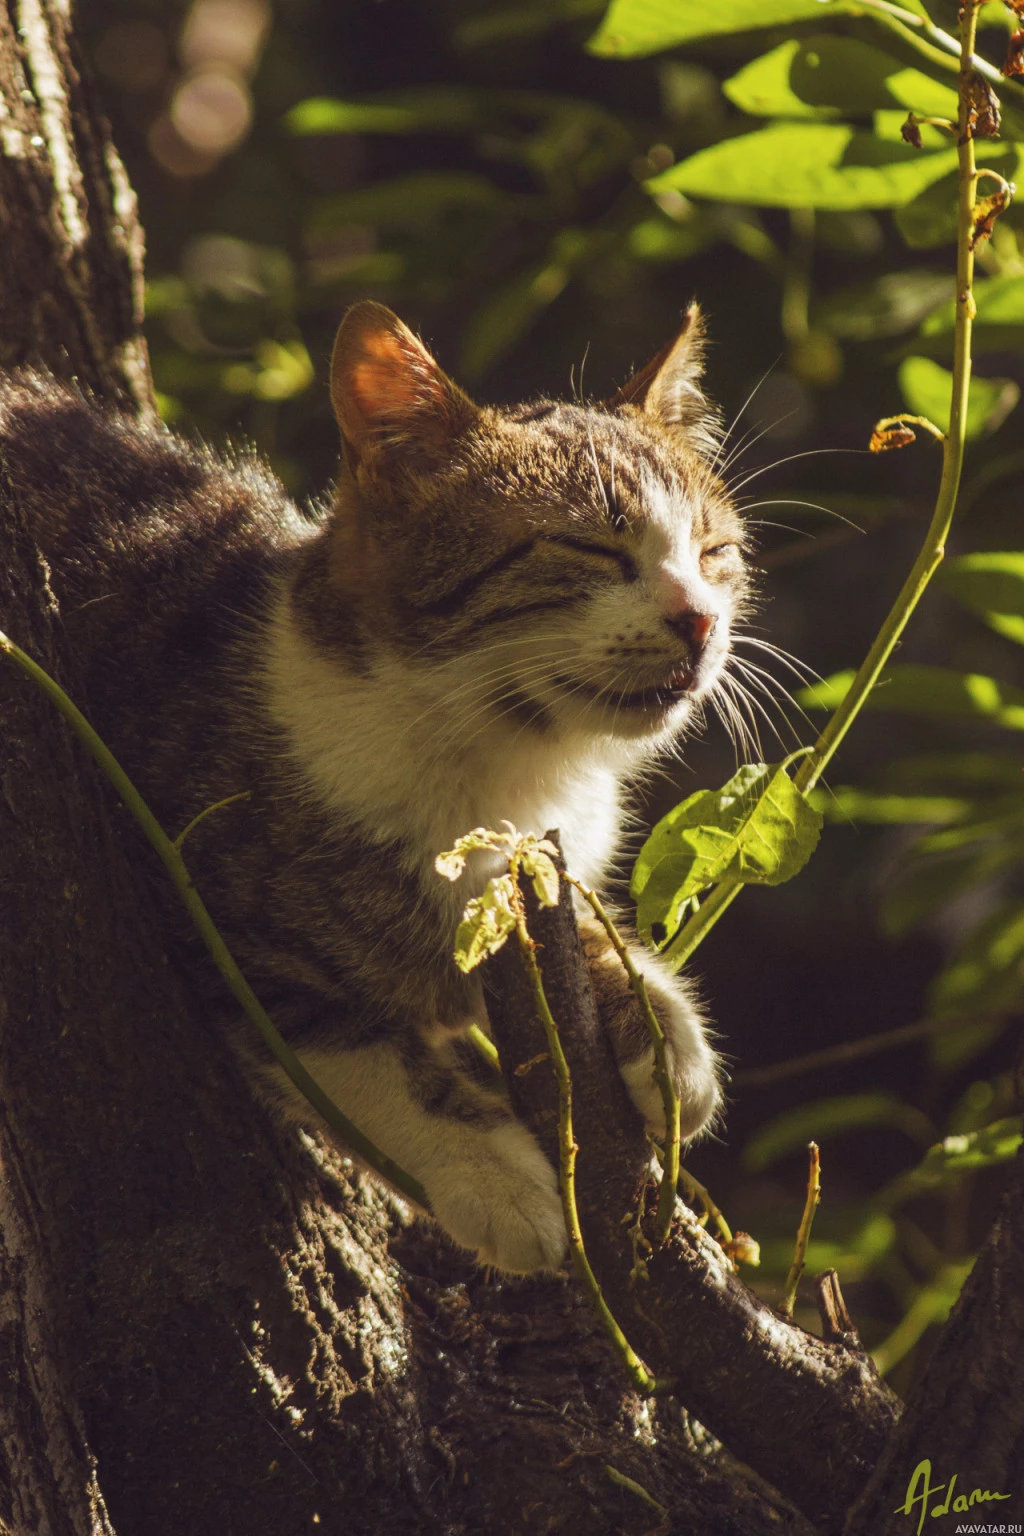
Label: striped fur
xmin=0 ymin=302 xmax=749 ymax=1272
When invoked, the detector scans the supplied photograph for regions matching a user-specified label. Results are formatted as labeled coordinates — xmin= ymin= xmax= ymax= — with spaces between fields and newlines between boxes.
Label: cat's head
xmin=325 ymin=301 xmax=750 ymax=750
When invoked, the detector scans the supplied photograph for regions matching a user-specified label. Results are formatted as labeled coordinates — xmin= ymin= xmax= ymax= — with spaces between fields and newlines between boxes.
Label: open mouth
xmin=555 ymin=670 xmax=697 ymax=712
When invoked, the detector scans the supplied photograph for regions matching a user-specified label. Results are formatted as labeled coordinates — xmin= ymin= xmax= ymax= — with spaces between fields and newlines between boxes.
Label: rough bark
xmin=844 ymin=1144 xmax=1024 ymax=1533
xmin=0 ymin=0 xmax=153 ymax=414
xmin=485 ymin=850 xmax=902 ymax=1535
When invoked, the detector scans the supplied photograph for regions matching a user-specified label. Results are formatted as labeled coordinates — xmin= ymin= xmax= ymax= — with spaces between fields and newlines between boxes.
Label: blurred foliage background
xmin=80 ymin=0 xmax=1023 ymax=1397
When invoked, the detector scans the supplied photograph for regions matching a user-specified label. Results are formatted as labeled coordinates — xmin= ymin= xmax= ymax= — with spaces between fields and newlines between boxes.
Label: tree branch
xmin=484 ymin=839 xmax=900 ymax=1534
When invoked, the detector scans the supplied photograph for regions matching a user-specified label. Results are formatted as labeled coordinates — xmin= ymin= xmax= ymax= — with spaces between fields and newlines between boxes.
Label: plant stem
xmin=565 ymin=875 xmax=681 ymax=1245
xmin=793 ymin=0 xmax=980 ymax=797
xmin=661 ymin=2 xmax=983 ymax=973
xmin=0 ymin=628 xmax=428 ymax=1208
xmin=678 ymin=1164 xmax=734 ymax=1249
xmin=779 ymin=1142 xmax=821 ymax=1321
xmin=510 ymin=875 xmax=666 ymax=1396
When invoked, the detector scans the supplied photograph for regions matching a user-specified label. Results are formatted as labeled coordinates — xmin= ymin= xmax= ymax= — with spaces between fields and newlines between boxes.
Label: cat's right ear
xmin=330 ymin=302 xmax=476 ymax=474
xmin=603 ymin=304 xmax=718 ymax=455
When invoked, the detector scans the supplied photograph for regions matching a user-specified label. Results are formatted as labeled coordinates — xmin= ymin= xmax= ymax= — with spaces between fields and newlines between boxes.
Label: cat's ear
xmin=330 ymin=302 xmax=476 ymax=472
xmin=604 ymin=304 xmax=716 ymax=449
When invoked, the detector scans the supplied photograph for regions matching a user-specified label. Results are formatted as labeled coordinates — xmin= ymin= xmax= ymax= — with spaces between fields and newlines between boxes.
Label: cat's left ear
xmin=604 ymin=304 xmax=716 ymax=449
xmin=330 ymin=301 xmax=476 ymax=473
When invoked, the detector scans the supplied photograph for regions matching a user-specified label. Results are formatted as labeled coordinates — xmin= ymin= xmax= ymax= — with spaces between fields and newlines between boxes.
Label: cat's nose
xmin=664 ymin=608 xmax=715 ymax=654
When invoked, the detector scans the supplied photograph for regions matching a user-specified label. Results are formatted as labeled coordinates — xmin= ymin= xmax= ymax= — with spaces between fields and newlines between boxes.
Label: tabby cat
xmin=1 ymin=301 xmax=749 ymax=1272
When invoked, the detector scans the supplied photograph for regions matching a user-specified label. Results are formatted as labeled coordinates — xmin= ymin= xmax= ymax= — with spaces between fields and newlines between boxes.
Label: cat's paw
xmin=423 ymin=1121 xmax=567 ymax=1274
xmin=619 ymin=969 xmax=722 ymax=1143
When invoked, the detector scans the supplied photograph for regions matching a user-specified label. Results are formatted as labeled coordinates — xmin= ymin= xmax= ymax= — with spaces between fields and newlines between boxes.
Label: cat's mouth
xmin=554 ymin=669 xmax=699 ymax=715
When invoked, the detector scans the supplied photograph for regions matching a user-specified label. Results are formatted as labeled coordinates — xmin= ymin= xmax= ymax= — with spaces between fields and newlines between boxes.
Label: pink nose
xmin=664 ymin=609 xmax=715 ymax=651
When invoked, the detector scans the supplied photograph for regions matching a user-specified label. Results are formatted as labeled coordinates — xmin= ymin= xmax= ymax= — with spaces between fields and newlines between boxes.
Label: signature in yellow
xmin=896 ymin=1458 xmax=1013 ymax=1533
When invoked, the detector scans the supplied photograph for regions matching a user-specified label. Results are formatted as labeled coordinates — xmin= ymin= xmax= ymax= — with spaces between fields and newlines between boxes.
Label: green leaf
xmin=744 ymin=1093 xmax=937 ymax=1172
xmin=453 ymin=877 xmax=518 ymax=973
xmin=723 ymin=41 xmax=828 ymax=121
xmin=880 ymin=845 xmax=1017 ymax=939
xmin=309 ymin=174 xmax=511 ymax=234
xmin=723 ymin=36 xmax=958 ymax=122
xmin=929 ymin=903 xmax=1024 ymax=1019
xmin=870 ymin=750 xmax=1024 ymax=795
xmin=812 ymin=787 xmax=971 ymax=825
xmin=588 ymin=0 xmax=924 ymax=58
xmin=755 ymin=1212 xmax=895 ymax=1279
xmin=898 ymin=356 xmax=1020 ymax=440
xmin=930 ymin=1016 xmax=1009 ymax=1073
xmin=941 ymin=552 xmax=1024 ymax=645
xmin=286 ymin=90 xmax=486 ymax=136
xmin=647 ymin=124 xmax=957 ymax=211
xmin=456 ymin=0 xmax=603 ymax=49
xmin=916 ymin=796 xmax=1024 ymax=854
xmin=631 ymin=762 xmax=822 ymax=942
xmin=815 ymin=270 xmax=953 ymax=341
xmin=520 ymin=847 xmax=560 ymax=907
xmin=884 ymin=1117 xmax=1023 ymax=1203
xmin=799 ymin=665 xmax=1024 ymax=730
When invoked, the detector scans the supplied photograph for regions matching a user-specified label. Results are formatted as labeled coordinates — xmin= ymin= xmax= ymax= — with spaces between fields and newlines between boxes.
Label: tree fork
xmin=485 ymin=846 xmax=901 ymax=1533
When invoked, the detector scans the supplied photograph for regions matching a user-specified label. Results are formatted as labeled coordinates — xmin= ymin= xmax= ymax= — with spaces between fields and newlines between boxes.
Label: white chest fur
xmin=262 ymin=593 xmax=637 ymax=899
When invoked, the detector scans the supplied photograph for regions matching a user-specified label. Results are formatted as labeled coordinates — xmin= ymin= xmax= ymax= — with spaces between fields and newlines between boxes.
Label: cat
xmin=0 ymin=300 xmax=749 ymax=1273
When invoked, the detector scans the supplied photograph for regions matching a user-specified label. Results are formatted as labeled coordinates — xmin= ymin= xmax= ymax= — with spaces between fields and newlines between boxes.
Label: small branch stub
xmin=779 ymin=1141 xmax=822 ymax=1320
xmin=815 ymin=1268 xmax=861 ymax=1348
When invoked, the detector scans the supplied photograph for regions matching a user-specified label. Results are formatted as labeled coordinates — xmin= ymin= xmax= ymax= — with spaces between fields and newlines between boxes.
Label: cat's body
xmin=1 ymin=303 xmax=749 ymax=1272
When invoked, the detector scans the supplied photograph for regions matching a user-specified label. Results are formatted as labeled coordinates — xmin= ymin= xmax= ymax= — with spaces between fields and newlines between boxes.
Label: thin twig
xmin=0 ymin=627 xmax=428 ymax=1208
xmin=173 ymin=790 xmax=251 ymax=849
xmin=734 ymin=1015 xmax=981 ymax=1089
xmin=509 ymin=860 xmax=669 ymax=1397
xmin=604 ymin=1464 xmax=668 ymax=1519
xmin=779 ymin=1142 xmax=822 ymax=1321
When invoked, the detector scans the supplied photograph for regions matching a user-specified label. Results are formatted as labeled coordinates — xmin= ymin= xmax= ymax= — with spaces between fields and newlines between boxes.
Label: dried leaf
xmin=435 ymin=850 xmax=467 ymax=882
xmin=1003 ymin=30 xmax=1024 ymax=79
xmin=723 ymin=1231 xmax=761 ymax=1267
xmin=453 ymin=876 xmax=517 ymax=972
xmin=900 ymin=114 xmax=923 ymax=149
xmin=971 ymin=188 xmax=1012 ymax=248
xmin=869 ymin=424 xmax=916 ymax=452
xmin=960 ymin=72 xmax=1001 ymax=142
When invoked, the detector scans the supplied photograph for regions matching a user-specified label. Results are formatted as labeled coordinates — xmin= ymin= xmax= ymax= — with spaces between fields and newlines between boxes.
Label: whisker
xmin=726 ymin=446 xmax=864 ymax=499
xmin=738 ymin=496 xmax=865 ymax=533
xmin=719 ymin=673 xmax=769 ymax=759
xmin=711 ymin=356 xmax=783 ymax=475
xmin=733 ymin=633 xmax=825 ymax=687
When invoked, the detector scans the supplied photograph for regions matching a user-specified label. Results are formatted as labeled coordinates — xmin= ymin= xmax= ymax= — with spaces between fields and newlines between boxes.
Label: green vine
xmin=0 ymin=627 xmax=428 ymax=1209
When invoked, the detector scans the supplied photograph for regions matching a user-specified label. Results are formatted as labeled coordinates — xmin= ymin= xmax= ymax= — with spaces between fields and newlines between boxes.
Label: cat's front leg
xmin=278 ymin=1039 xmax=566 ymax=1274
xmin=580 ymin=917 xmax=723 ymax=1142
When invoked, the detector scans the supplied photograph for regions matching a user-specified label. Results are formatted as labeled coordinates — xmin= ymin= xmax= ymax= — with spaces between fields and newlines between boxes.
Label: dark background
xmin=77 ymin=0 xmax=1024 ymax=1391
